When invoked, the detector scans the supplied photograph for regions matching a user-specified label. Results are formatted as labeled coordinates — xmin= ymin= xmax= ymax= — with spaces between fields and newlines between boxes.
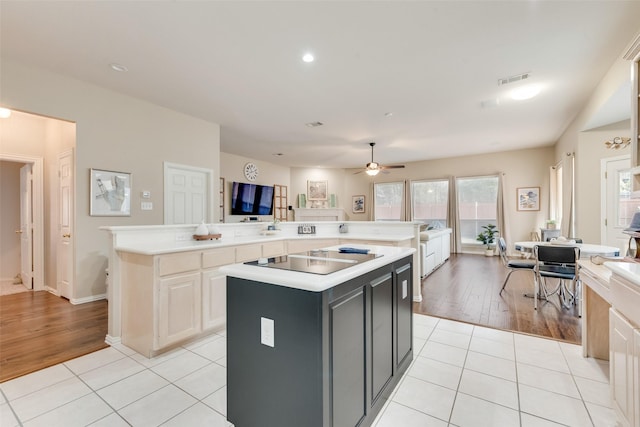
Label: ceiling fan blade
xmin=353 ymin=170 xmax=365 ymax=174
xmin=379 ymin=165 xmax=406 ymax=170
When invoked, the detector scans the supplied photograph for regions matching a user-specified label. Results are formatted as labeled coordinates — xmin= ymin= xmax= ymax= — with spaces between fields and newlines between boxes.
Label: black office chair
xmin=533 ymin=245 xmax=581 ymax=315
xmin=498 ymin=237 xmax=536 ymax=295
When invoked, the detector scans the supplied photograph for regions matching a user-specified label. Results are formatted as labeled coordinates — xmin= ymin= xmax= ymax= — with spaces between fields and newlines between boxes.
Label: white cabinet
xmin=158 ymin=272 xmax=201 ymax=348
xmin=420 ymin=229 xmax=451 ymax=277
xmin=202 ymin=269 xmax=226 ymax=332
xmin=609 ymin=272 xmax=640 ymax=427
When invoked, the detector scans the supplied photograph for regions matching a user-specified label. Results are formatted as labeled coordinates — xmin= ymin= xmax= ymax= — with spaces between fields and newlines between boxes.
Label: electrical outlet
xmin=261 ymin=317 xmax=274 ymax=348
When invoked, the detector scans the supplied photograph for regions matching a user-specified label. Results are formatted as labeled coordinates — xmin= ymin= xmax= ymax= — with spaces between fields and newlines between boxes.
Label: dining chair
xmin=498 ymin=237 xmax=536 ymax=295
xmin=533 ymin=244 xmax=581 ymax=316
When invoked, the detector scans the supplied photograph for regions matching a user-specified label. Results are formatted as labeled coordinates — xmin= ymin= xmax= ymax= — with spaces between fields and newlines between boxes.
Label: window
xmin=411 ymin=179 xmax=448 ymax=226
xmin=456 ymin=176 xmax=499 ymax=244
xmin=374 ymin=181 xmax=404 ymax=221
xmin=618 ymin=169 xmax=640 ymax=226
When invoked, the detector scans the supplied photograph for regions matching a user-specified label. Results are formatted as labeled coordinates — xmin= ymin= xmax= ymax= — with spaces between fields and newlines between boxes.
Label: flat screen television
xmin=231 ymin=181 xmax=274 ymax=216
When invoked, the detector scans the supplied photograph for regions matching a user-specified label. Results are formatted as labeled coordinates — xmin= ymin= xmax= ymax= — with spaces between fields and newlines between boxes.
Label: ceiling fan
xmin=355 ymin=142 xmax=406 ymax=176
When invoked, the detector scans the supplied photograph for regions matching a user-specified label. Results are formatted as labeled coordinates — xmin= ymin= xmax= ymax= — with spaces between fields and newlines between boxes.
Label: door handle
xmin=15 ymin=229 xmax=23 ymax=234
xmin=62 ymin=233 xmax=71 ymax=238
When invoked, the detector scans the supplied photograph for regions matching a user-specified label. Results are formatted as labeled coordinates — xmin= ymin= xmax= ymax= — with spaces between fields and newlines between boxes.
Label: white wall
xmin=0 ymin=161 xmax=23 ymax=281
xmin=1 ymin=60 xmax=221 ymax=300
xmin=555 ymin=51 xmax=635 ymax=243
xmin=220 ymin=152 xmax=291 ymax=222
xmin=576 ymin=120 xmax=632 ymax=243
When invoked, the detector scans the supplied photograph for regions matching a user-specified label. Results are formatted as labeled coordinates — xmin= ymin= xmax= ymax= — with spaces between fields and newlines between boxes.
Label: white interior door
xmin=164 ymin=162 xmax=213 ymax=224
xmin=603 ymin=156 xmax=640 ymax=255
xmin=19 ymin=164 xmax=33 ymax=289
xmin=57 ymin=150 xmax=73 ymax=299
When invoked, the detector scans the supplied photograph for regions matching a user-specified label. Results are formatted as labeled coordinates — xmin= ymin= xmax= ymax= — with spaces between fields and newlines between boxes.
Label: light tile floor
xmin=0 ymin=314 xmax=616 ymax=427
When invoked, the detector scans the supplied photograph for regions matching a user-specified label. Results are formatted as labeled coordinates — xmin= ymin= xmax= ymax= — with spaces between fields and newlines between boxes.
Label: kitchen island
xmin=221 ymin=245 xmax=415 ymax=427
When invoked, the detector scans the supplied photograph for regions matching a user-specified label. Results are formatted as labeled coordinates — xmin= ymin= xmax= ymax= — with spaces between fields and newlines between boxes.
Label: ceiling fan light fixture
xmin=366 ymin=169 xmax=380 ymax=176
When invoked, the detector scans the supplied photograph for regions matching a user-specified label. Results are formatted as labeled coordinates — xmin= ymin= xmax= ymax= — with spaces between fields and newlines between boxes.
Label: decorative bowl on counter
xmin=193 ymin=234 xmax=222 ymax=241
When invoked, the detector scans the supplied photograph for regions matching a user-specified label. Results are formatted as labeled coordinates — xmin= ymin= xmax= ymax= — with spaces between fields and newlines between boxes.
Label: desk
xmin=514 ymin=241 xmax=620 ymax=258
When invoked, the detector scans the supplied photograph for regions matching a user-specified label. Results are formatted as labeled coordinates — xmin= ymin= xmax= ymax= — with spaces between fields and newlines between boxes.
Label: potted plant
xmin=476 ymin=224 xmax=499 ymax=256
xmin=546 ymin=219 xmax=557 ymax=230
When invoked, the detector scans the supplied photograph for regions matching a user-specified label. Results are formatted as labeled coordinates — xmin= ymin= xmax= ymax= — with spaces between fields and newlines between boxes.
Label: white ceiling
xmin=1 ymin=1 xmax=639 ymax=169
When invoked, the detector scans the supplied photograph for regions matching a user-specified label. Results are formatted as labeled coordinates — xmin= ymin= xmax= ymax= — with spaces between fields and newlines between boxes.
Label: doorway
xmin=0 ymin=155 xmax=44 ymax=293
xmin=164 ymin=162 xmax=214 ymax=224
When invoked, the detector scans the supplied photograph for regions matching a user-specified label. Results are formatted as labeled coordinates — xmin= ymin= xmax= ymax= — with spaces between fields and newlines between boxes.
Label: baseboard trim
xmin=70 ymin=294 xmax=107 ymax=305
xmin=105 ymin=335 xmax=121 ymax=346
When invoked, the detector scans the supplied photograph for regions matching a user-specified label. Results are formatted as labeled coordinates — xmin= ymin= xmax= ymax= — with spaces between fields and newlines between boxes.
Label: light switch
xmin=141 ymin=191 xmax=151 ymax=199
xmin=261 ymin=317 xmax=274 ymax=347
xmin=141 ymin=202 xmax=153 ymax=210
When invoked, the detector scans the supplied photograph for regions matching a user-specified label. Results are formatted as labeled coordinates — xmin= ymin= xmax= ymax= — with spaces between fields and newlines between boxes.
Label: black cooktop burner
xmin=245 ymin=249 xmax=381 ymax=275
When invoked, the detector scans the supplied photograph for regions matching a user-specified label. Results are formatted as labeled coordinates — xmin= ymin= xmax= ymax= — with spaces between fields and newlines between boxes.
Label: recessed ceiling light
xmin=302 ymin=53 xmax=314 ymax=63
xmin=109 ymin=63 xmax=128 ymax=72
xmin=0 ymin=107 xmax=12 ymax=118
xmin=510 ymin=84 xmax=541 ymax=100
xmin=384 ymin=112 xmax=393 ymax=117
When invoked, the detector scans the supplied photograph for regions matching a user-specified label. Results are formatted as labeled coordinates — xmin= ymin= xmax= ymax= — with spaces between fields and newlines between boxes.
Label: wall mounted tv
xmin=231 ymin=181 xmax=275 ymax=216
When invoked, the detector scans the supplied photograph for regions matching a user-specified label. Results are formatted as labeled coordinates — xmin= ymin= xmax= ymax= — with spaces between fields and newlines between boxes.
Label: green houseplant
xmin=476 ymin=224 xmax=499 ymax=256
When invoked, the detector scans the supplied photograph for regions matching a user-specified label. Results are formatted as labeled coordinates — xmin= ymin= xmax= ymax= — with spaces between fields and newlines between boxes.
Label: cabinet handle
xmin=15 ymin=229 xmax=23 ymax=234
xmin=63 ymin=233 xmax=71 ymax=238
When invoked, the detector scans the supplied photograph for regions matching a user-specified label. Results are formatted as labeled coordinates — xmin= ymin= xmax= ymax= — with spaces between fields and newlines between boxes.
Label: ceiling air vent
xmin=305 ymin=121 xmax=324 ymax=128
xmin=498 ymin=72 xmax=530 ymax=86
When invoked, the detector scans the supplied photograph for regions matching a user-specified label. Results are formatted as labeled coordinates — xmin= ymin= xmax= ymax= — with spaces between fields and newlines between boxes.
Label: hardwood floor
xmin=0 ymin=291 xmax=108 ymax=383
xmin=413 ymin=253 xmax=582 ymax=344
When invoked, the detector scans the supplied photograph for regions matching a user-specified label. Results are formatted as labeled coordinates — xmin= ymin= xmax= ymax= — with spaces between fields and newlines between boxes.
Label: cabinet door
xmin=395 ymin=262 xmax=413 ymax=368
xmin=441 ymin=234 xmax=451 ymax=261
xmin=370 ymin=273 xmax=393 ymax=403
xmin=634 ymin=329 xmax=640 ymax=427
xmin=330 ymin=286 xmax=366 ymax=427
xmin=202 ymin=269 xmax=226 ymax=332
xmin=158 ymin=272 xmax=202 ymax=348
xmin=610 ymin=308 xmax=635 ymax=427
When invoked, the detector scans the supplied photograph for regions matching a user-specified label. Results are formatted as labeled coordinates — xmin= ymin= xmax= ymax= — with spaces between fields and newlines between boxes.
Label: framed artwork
xmin=516 ymin=187 xmax=540 ymax=211
xmin=307 ymin=180 xmax=328 ymax=201
xmin=90 ymin=168 xmax=131 ymax=216
xmin=352 ymin=195 xmax=365 ymax=213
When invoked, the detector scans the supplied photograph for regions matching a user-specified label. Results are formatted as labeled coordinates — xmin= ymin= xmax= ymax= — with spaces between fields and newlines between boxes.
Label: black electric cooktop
xmin=245 ymin=249 xmax=381 ymax=275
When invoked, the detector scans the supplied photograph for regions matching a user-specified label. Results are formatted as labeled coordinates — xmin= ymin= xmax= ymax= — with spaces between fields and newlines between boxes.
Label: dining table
xmin=514 ymin=241 xmax=621 ymax=258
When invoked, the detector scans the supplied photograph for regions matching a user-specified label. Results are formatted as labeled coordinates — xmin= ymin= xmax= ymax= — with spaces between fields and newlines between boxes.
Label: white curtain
xmin=496 ymin=172 xmax=510 ymax=253
xmin=562 ymin=153 xmax=576 ymax=238
xmin=448 ymin=176 xmax=462 ymax=253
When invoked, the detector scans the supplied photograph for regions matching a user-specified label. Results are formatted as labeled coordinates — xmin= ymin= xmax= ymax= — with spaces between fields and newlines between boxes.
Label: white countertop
xmin=114 ymin=233 xmax=414 ymax=256
xmin=220 ymin=245 xmax=416 ymax=292
xmin=604 ymin=261 xmax=640 ymax=288
xmin=419 ymin=228 xmax=452 ymax=241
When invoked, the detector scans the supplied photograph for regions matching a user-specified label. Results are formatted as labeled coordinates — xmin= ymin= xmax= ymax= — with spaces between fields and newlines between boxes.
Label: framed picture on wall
xmin=516 ymin=187 xmax=540 ymax=211
xmin=352 ymin=195 xmax=365 ymax=213
xmin=90 ymin=168 xmax=132 ymax=216
xmin=307 ymin=180 xmax=328 ymax=201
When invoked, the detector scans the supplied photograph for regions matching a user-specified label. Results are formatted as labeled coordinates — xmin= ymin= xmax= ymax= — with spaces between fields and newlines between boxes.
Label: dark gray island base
xmin=226 ymin=255 xmax=413 ymax=427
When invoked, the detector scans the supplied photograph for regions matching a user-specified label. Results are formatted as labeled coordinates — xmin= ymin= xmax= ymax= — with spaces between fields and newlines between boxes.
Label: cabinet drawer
xmin=203 ymin=248 xmax=236 ymax=268
xmin=236 ymin=244 xmax=262 ymax=262
xmin=158 ymin=252 xmax=201 ymax=276
xmin=262 ymin=241 xmax=286 ymax=258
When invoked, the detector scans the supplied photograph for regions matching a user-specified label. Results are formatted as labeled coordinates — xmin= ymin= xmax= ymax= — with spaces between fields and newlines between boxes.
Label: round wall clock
xmin=244 ymin=162 xmax=259 ymax=181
